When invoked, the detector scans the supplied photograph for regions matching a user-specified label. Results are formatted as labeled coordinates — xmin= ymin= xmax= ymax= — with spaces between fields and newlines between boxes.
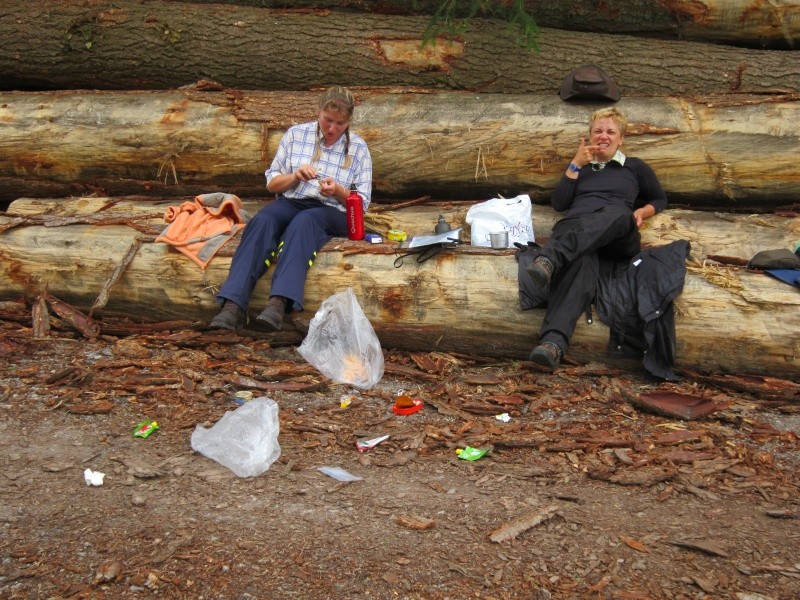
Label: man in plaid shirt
xmin=211 ymin=86 xmax=372 ymax=331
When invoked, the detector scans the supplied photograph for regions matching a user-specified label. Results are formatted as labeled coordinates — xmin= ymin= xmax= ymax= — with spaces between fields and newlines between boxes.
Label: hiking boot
xmin=210 ymin=300 xmax=246 ymax=330
xmin=256 ymin=296 xmax=288 ymax=331
xmin=529 ymin=341 xmax=563 ymax=370
xmin=526 ymin=256 xmax=554 ymax=289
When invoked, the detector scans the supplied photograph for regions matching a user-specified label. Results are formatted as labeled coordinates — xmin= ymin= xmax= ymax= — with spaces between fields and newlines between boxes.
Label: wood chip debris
xmin=395 ymin=514 xmax=435 ymax=530
xmin=667 ymin=538 xmax=729 ymax=557
xmin=765 ymin=509 xmax=799 ymax=519
xmin=94 ymin=560 xmax=122 ymax=583
xmin=46 ymin=294 xmax=100 ymax=339
xmin=619 ymin=534 xmax=650 ymax=553
xmin=588 ymin=465 xmax=677 ymax=487
xmin=489 ymin=505 xmax=559 ymax=543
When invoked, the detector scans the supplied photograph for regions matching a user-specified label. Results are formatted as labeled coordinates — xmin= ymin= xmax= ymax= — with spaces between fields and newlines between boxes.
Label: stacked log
xmin=1 ymin=197 xmax=798 ymax=377
xmin=161 ymin=0 xmax=800 ymax=49
xmin=1 ymin=89 xmax=799 ymax=206
xmin=2 ymin=1 xmax=799 ymax=93
xmin=1 ymin=1 xmax=798 ymax=378
xmin=5 ymin=195 xmax=799 ymax=263
xmin=1 ymin=2 xmax=798 ymax=206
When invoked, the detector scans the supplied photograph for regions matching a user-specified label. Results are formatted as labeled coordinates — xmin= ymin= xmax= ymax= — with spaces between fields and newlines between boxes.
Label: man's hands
xmin=296 ymin=164 xmax=343 ymax=202
xmin=318 ymin=177 xmax=338 ymax=199
xmin=267 ymin=164 xmax=343 ymax=201
xmin=293 ymin=164 xmax=318 ymax=183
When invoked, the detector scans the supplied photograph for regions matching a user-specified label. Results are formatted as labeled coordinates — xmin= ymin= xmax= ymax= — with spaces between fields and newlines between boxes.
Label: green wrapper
xmin=456 ymin=446 xmax=488 ymax=461
xmin=133 ymin=419 xmax=159 ymax=439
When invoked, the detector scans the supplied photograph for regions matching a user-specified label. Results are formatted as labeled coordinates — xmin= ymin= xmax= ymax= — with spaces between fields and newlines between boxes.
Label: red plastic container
xmin=346 ymin=184 xmax=364 ymax=241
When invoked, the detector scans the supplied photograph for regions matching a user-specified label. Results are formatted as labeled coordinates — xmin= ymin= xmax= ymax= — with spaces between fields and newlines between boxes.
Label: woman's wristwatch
xmin=568 ymin=162 xmax=581 ymax=173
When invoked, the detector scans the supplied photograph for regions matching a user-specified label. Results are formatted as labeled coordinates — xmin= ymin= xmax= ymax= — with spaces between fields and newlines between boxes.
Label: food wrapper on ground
xmin=133 ymin=419 xmax=159 ymax=438
xmin=393 ymin=390 xmax=423 ymax=415
xmin=317 ymin=466 xmax=363 ymax=482
xmin=456 ymin=446 xmax=488 ymax=461
xmin=233 ymin=390 xmax=254 ymax=405
xmin=392 ymin=395 xmax=423 ymax=415
xmin=355 ymin=434 xmax=390 ymax=453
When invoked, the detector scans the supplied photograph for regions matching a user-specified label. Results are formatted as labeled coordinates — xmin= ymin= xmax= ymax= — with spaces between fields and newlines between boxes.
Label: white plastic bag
xmin=466 ymin=194 xmax=534 ymax=247
xmin=190 ymin=397 xmax=281 ymax=478
xmin=297 ymin=288 xmax=384 ymax=389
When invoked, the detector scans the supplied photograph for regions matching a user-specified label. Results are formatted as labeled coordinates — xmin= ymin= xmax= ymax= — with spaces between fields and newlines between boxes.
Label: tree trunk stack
xmin=1 ymin=88 xmax=799 ymax=206
xmin=0 ymin=0 xmax=798 ymax=377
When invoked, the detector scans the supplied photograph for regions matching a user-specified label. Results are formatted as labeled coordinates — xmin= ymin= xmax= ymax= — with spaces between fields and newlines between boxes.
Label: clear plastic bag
xmin=297 ymin=288 xmax=384 ymax=389
xmin=190 ymin=397 xmax=281 ymax=478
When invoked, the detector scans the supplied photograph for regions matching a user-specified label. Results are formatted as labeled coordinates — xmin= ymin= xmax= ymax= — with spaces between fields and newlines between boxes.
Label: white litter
xmin=84 ymin=468 xmax=105 ymax=486
xmin=317 ymin=466 xmax=363 ymax=482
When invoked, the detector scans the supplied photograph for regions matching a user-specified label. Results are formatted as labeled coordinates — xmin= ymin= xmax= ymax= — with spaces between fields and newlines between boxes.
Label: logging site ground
xmin=1 ymin=316 xmax=799 ymax=600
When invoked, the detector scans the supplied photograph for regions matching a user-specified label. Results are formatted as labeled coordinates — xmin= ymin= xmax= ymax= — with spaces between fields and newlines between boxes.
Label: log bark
xmin=2 ymin=88 xmax=799 ymax=208
xmin=171 ymin=0 xmax=800 ymax=49
xmin=2 ymin=1 xmax=800 ymax=94
xmin=2 ymin=197 xmax=798 ymax=378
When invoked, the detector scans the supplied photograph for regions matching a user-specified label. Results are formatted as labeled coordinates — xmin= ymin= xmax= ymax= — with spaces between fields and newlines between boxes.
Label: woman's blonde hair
xmin=313 ymin=86 xmax=356 ymax=168
xmin=590 ymin=106 xmax=627 ymax=135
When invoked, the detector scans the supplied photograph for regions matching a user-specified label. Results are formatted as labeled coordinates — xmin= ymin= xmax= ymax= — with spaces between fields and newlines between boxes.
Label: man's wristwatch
xmin=568 ymin=162 xmax=581 ymax=173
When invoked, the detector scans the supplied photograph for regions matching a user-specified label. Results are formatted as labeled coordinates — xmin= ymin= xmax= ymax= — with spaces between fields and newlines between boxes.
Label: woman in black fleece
xmin=527 ymin=107 xmax=668 ymax=369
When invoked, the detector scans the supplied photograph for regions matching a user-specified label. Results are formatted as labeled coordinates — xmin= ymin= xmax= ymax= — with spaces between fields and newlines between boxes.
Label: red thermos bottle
xmin=346 ymin=184 xmax=364 ymax=241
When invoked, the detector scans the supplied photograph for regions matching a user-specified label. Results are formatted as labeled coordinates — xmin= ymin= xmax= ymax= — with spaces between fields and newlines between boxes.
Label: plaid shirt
xmin=265 ymin=120 xmax=373 ymax=212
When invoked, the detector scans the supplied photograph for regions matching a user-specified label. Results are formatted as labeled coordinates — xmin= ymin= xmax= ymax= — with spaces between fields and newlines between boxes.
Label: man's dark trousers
xmin=217 ymin=196 xmax=347 ymax=313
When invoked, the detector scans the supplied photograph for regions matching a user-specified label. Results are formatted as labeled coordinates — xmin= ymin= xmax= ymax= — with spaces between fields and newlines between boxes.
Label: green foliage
xmin=418 ymin=0 xmax=539 ymax=50
xmin=66 ymin=22 xmax=96 ymax=51
xmin=161 ymin=25 xmax=182 ymax=45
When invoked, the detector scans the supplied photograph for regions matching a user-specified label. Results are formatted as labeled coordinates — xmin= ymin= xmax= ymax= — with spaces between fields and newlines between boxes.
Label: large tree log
xmin=2 ymin=1 xmax=800 ymax=94
xmin=1 ymin=88 xmax=799 ymax=208
xmin=6 ymin=196 xmax=799 ymax=264
xmin=1 ymin=197 xmax=798 ymax=378
xmin=174 ymin=0 xmax=800 ymax=49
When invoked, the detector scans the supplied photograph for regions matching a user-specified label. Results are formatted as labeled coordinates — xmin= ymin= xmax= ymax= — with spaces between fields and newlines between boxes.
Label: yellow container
xmin=387 ymin=229 xmax=407 ymax=242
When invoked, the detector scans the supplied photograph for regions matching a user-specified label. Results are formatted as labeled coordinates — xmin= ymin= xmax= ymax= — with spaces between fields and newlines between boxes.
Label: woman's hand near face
xmin=571 ymin=137 xmax=596 ymax=168
xmin=565 ymin=137 xmax=597 ymax=178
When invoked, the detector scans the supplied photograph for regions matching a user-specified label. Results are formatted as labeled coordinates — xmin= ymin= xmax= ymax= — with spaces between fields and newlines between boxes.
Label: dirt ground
xmin=1 ymin=311 xmax=799 ymax=600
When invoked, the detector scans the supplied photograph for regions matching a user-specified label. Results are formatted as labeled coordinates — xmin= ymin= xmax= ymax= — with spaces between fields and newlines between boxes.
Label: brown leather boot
xmin=526 ymin=256 xmax=554 ymax=289
xmin=529 ymin=341 xmax=562 ymax=370
xmin=256 ymin=296 xmax=288 ymax=330
xmin=209 ymin=300 xmax=246 ymax=330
